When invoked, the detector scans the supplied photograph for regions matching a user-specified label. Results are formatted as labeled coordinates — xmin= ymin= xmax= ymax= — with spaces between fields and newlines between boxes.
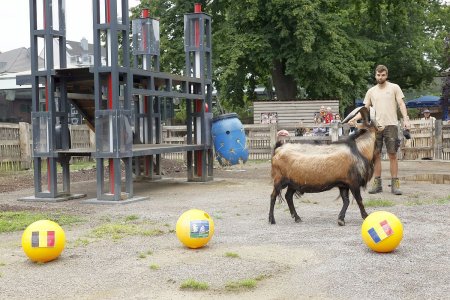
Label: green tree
xmin=130 ymin=0 xmax=450 ymax=112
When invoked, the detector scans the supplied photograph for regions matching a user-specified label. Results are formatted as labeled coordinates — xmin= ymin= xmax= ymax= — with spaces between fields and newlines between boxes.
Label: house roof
xmin=0 ymin=48 xmax=44 ymax=74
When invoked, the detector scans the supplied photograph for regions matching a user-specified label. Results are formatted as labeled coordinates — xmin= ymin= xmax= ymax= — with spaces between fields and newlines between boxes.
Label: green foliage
xmin=0 ymin=211 xmax=83 ymax=233
xmin=364 ymin=199 xmax=395 ymax=207
xmin=225 ymin=278 xmax=257 ymax=290
xmin=224 ymin=252 xmax=240 ymax=258
xmin=180 ymin=279 xmax=209 ymax=290
xmin=130 ymin=0 xmax=449 ymax=113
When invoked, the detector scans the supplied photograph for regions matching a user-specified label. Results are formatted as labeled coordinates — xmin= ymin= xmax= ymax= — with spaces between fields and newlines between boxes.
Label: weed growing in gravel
xmin=124 ymin=215 xmax=139 ymax=221
xmin=180 ymin=279 xmax=209 ymax=290
xmin=224 ymin=252 xmax=240 ymax=258
xmin=138 ymin=252 xmax=147 ymax=259
xmin=406 ymin=196 xmax=450 ymax=206
xmin=364 ymin=199 xmax=395 ymax=207
xmin=225 ymin=278 xmax=257 ymax=290
xmin=90 ymin=219 xmax=165 ymax=240
xmin=0 ymin=211 xmax=83 ymax=233
xmin=213 ymin=212 xmax=223 ymax=220
xmin=225 ymin=274 xmax=269 ymax=291
xmin=72 ymin=238 xmax=91 ymax=247
xmin=149 ymin=264 xmax=160 ymax=270
xmin=0 ymin=262 xmax=5 ymax=267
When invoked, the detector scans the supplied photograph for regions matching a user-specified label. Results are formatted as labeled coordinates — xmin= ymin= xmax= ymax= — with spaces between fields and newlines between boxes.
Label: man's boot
xmin=391 ymin=178 xmax=402 ymax=195
xmin=368 ymin=177 xmax=382 ymax=194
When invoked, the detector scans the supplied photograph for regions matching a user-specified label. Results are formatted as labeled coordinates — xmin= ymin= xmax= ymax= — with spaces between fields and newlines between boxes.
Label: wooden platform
xmin=55 ymin=143 xmax=205 ymax=157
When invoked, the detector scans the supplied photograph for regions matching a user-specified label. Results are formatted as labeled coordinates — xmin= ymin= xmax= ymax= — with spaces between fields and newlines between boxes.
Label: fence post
xmin=330 ymin=122 xmax=339 ymax=142
xmin=89 ymin=127 xmax=96 ymax=149
xmin=19 ymin=122 xmax=31 ymax=170
xmin=434 ymin=120 xmax=442 ymax=160
xmin=269 ymin=123 xmax=277 ymax=148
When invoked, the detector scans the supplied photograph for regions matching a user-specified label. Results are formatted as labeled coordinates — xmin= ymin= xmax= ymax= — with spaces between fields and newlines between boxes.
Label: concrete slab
xmin=82 ymin=196 xmax=149 ymax=205
xmin=17 ymin=193 xmax=87 ymax=202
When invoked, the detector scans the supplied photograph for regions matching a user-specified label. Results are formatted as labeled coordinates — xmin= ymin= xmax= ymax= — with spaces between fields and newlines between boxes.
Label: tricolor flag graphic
xmin=31 ymin=231 xmax=55 ymax=248
xmin=367 ymin=220 xmax=394 ymax=243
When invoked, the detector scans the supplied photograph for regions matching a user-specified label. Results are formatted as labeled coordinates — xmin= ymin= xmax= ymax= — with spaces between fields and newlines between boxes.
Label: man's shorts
xmin=375 ymin=125 xmax=400 ymax=154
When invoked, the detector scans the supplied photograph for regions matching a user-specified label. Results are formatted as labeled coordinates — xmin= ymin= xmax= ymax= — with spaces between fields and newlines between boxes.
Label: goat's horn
xmin=342 ymin=106 xmax=369 ymax=124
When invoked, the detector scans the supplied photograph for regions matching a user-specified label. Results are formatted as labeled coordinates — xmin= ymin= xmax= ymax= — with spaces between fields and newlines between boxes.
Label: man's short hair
xmin=375 ymin=64 xmax=388 ymax=75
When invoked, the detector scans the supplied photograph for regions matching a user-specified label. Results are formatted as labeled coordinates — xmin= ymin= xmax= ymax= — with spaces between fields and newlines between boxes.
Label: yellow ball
xmin=176 ymin=209 xmax=214 ymax=249
xmin=22 ymin=220 xmax=66 ymax=263
xmin=361 ymin=211 xmax=403 ymax=253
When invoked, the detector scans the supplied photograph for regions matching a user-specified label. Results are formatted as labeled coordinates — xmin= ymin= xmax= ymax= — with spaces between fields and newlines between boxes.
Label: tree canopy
xmin=130 ymin=0 xmax=450 ymax=112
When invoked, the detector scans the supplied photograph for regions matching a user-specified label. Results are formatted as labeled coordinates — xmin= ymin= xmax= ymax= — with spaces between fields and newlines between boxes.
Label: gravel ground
xmin=0 ymin=160 xmax=449 ymax=299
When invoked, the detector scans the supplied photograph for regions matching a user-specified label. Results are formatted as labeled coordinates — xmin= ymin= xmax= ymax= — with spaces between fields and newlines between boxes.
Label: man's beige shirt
xmin=363 ymin=81 xmax=405 ymax=127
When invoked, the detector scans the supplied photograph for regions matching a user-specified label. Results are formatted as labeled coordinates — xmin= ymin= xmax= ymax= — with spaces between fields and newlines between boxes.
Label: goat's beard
xmin=376 ymin=78 xmax=387 ymax=85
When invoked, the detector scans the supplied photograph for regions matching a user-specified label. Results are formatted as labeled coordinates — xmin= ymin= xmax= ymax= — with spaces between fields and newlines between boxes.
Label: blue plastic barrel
xmin=211 ymin=113 xmax=249 ymax=166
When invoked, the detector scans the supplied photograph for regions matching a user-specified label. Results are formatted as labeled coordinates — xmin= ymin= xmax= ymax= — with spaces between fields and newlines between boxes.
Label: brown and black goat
xmin=269 ymin=107 xmax=378 ymax=226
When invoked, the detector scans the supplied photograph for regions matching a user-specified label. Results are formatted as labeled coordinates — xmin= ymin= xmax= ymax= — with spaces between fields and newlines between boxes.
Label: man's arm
xmin=397 ymin=98 xmax=410 ymax=129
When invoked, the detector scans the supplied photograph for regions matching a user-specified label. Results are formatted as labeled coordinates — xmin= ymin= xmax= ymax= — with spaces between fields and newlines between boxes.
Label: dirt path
xmin=0 ymin=160 xmax=449 ymax=299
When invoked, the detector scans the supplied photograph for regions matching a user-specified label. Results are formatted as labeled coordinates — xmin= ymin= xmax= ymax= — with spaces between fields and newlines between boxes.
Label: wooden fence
xmin=1 ymin=119 xmax=449 ymax=170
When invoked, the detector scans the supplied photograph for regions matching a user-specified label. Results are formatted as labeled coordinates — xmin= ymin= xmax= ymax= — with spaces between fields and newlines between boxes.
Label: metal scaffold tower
xmin=22 ymin=0 xmax=213 ymax=203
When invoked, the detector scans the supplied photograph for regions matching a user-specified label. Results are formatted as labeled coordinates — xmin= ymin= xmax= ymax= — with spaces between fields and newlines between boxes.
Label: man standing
xmin=350 ymin=65 xmax=410 ymax=195
xmin=420 ymin=108 xmax=436 ymax=128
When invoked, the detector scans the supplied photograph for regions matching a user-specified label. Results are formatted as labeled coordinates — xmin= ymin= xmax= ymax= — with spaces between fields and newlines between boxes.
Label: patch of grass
xmin=90 ymin=221 xmax=165 ymax=240
xmin=225 ymin=278 xmax=257 ymax=290
xmin=124 ymin=215 xmax=139 ymax=222
xmin=137 ymin=249 xmax=154 ymax=258
xmin=406 ymin=196 xmax=450 ymax=206
xmin=180 ymin=279 xmax=209 ymax=290
xmin=0 ymin=262 xmax=5 ymax=267
xmin=149 ymin=264 xmax=160 ymax=270
xmin=364 ymin=199 xmax=395 ymax=207
xmin=72 ymin=238 xmax=91 ymax=247
xmin=91 ymin=223 xmax=140 ymax=240
xmin=69 ymin=161 xmax=96 ymax=171
xmin=0 ymin=211 xmax=84 ymax=233
xmin=225 ymin=252 xmax=240 ymax=258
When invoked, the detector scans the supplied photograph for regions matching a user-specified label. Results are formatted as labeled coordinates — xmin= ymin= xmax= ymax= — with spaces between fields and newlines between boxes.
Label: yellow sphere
xmin=22 ymin=220 xmax=66 ymax=263
xmin=176 ymin=209 xmax=214 ymax=249
xmin=361 ymin=211 xmax=403 ymax=253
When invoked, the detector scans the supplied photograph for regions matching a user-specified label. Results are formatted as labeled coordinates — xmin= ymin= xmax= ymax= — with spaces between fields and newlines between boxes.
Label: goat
xmin=269 ymin=107 xmax=378 ymax=226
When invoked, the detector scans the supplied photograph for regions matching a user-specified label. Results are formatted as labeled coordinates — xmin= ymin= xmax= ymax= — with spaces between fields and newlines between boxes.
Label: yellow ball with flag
xmin=176 ymin=209 xmax=214 ymax=249
xmin=361 ymin=211 xmax=403 ymax=253
xmin=22 ymin=220 xmax=66 ymax=263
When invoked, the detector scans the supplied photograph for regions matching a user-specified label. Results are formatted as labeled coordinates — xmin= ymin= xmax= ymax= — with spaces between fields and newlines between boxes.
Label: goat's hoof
xmin=362 ymin=213 xmax=368 ymax=219
xmin=338 ymin=219 xmax=345 ymax=226
xmin=269 ymin=218 xmax=276 ymax=225
xmin=294 ymin=217 xmax=302 ymax=223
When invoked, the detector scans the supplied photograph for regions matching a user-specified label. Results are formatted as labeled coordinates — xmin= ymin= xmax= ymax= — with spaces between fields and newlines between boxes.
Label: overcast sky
xmin=0 ymin=0 xmax=140 ymax=53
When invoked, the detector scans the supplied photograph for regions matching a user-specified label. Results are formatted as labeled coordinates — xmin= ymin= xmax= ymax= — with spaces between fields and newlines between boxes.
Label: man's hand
xmin=403 ymin=119 xmax=411 ymax=130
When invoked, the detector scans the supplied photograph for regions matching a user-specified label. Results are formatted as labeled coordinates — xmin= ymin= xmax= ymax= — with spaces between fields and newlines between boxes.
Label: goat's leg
xmin=338 ymin=187 xmax=350 ymax=226
xmin=269 ymin=188 xmax=278 ymax=224
xmin=285 ymin=186 xmax=302 ymax=223
xmin=351 ymin=188 xmax=369 ymax=220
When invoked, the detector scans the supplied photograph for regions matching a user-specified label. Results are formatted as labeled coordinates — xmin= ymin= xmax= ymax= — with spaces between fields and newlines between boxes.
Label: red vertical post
xmin=106 ymin=0 xmax=114 ymax=193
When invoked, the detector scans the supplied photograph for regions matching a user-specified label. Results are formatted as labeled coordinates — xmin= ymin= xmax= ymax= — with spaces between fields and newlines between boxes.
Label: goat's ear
xmin=342 ymin=106 xmax=369 ymax=124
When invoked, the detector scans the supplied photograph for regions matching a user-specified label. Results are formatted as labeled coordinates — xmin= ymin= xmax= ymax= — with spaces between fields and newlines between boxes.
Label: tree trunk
xmin=271 ymin=59 xmax=297 ymax=100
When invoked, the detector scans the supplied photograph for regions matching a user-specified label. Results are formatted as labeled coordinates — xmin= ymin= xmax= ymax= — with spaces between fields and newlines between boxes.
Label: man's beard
xmin=377 ymin=78 xmax=387 ymax=84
